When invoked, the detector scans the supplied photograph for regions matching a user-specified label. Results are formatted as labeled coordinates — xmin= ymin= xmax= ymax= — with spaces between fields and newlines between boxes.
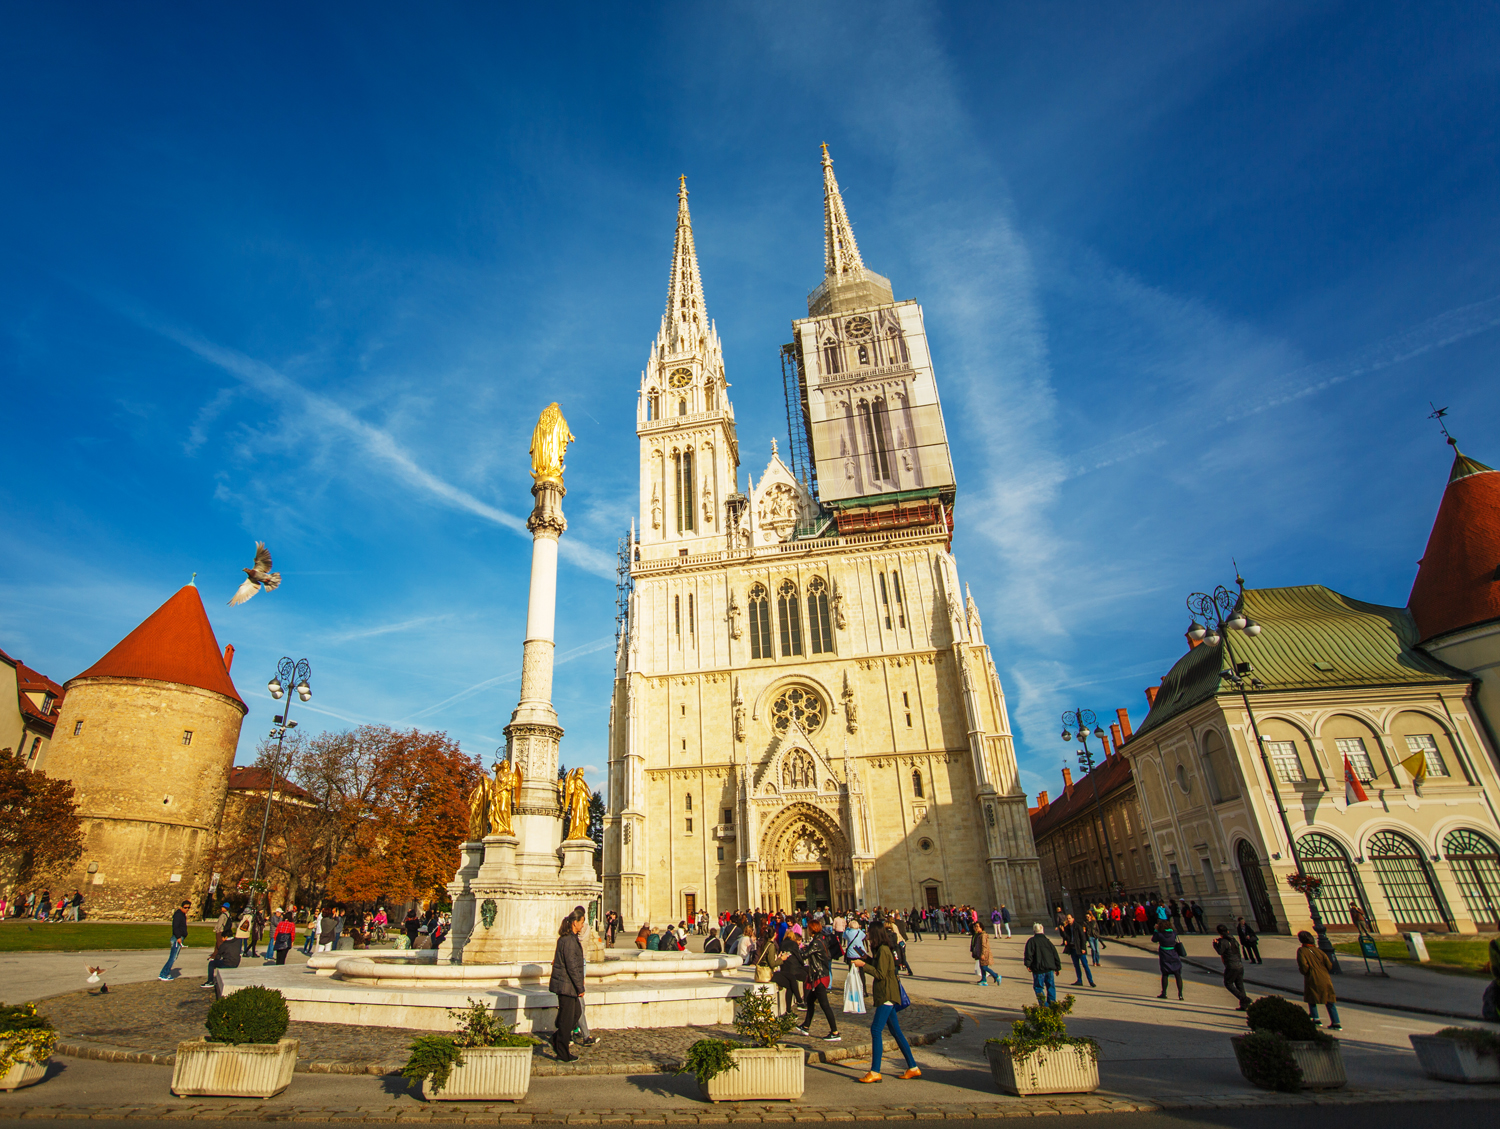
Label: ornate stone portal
xmin=446 ymin=404 xmax=603 ymax=965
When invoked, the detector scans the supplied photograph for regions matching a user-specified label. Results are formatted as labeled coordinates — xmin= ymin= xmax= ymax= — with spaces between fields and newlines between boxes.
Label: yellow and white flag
xmin=1399 ymin=749 xmax=1427 ymax=788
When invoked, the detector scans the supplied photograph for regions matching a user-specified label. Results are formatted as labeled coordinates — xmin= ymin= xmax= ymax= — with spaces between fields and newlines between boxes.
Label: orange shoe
xmin=898 ymin=1067 xmax=922 ymax=1080
xmin=856 ymin=1071 xmax=882 ymax=1083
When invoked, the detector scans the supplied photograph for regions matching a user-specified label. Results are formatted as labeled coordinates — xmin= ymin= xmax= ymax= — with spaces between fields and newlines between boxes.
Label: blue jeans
xmin=301 ymin=932 xmax=316 ymax=955
xmin=1032 ymin=970 xmax=1056 ymax=1004
xmin=159 ymin=938 xmax=183 ymax=978
xmin=1070 ymin=952 xmax=1095 ymax=986
xmin=869 ymin=1003 xmax=915 ymax=1074
xmin=1309 ymin=1002 xmax=1340 ymax=1026
xmin=1088 ymin=935 xmax=1101 ymax=965
xmin=977 ymin=963 xmax=1000 ymax=984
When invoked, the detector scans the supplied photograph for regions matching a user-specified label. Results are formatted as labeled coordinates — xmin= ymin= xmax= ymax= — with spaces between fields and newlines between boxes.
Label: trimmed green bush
xmin=677 ymin=1038 xmax=739 ymax=1086
xmin=1245 ymin=995 xmax=1328 ymax=1044
xmin=1435 ymin=1027 xmax=1500 ymax=1058
xmin=205 ymin=986 xmax=290 ymax=1045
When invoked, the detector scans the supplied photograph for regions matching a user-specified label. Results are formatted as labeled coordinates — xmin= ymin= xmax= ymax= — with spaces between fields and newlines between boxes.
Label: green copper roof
xmin=1450 ymin=447 xmax=1495 ymax=483
xmin=1131 ymin=585 xmax=1470 ymax=742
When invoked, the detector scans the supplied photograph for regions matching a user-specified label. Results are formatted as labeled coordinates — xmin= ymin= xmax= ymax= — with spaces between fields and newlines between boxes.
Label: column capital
xmin=528 ymin=480 xmax=568 ymax=536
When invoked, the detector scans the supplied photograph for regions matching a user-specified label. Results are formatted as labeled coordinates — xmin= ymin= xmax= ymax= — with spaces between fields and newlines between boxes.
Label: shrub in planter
xmin=984 ymin=996 xmax=1100 ymax=1096
xmin=680 ymin=986 xmax=803 ymax=1101
xmin=173 ymin=987 xmax=299 ymax=1098
xmin=1231 ymin=996 xmax=1344 ymax=1093
xmin=1410 ymin=1027 xmax=1500 ymax=1083
xmin=401 ymin=998 xmax=536 ymax=1100
xmin=0 ymin=1003 xmax=57 ymax=1092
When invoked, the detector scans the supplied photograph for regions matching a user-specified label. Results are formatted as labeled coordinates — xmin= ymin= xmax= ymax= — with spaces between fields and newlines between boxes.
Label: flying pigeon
xmin=228 ymin=542 xmax=282 ymax=606
xmin=86 ymin=965 xmax=109 ymax=993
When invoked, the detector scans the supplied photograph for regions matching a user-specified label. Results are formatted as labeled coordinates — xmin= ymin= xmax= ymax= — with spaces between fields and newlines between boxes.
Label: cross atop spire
xmin=661 ymin=175 xmax=709 ymax=358
xmin=822 ymin=144 xmax=865 ymax=281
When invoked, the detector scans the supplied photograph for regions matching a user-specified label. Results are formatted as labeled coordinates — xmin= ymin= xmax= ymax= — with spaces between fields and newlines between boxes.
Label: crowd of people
xmin=1 ymin=890 xmax=85 ymax=921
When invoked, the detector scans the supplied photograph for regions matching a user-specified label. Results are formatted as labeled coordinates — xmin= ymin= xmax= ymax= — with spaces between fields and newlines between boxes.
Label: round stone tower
xmin=47 ymin=582 xmax=246 ymax=919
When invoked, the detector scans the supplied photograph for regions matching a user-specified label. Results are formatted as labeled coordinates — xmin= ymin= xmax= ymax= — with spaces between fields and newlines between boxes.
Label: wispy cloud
xmin=398 ymin=634 xmax=616 ymax=723
xmin=151 ymin=324 xmax=616 ymax=578
xmin=325 ymin=614 xmax=452 ymax=644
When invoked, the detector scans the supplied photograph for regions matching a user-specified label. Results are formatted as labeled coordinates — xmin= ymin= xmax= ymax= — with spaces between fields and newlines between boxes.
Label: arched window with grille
xmin=1295 ymin=831 xmax=1369 ymax=927
xmin=1236 ymin=840 xmax=1277 ymax=932
xmin=777 ymin=580 xmax=804 ymax=657
xmin=822 ymin=336 xmax=842 ymax=376
xmin=1368 ymin=829 xmax=1449 ymax=929
xmin=806 ymin=577 xmax=834 ymax=654
xmin=887 ymin=326 xmax=908 ymax=364
xmin=912 ymin=769 xmax=924 ymax=798
xmin=1443 ymin=828 xmax=1500 ymax=930
xmin=748 ymin=584 xmax=772 ymax=660
xmin=673 ymin=448 xmax=695 ymax=533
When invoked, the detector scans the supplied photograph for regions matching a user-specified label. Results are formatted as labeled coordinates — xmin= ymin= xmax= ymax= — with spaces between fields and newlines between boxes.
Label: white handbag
xmin=842 ymin=965 xmax=867 ymax=1014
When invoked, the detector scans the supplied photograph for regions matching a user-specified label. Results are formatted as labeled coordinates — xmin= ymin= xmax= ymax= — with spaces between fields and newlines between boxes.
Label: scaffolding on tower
xmin=614 ymin=526 xmax=636 ymax=650
xmin=781 ymin=342 xmax=833 ymax=540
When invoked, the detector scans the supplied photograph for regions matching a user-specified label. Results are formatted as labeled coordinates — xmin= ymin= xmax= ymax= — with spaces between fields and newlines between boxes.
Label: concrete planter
xmin=985 ymin=1041 xmax=1100 ymax=1096
xmin=421 ymin=1045 xmax=533 ymax=1102
xmin=1230 ymin=1035 xmax=1346 ymax=1091
xmin=171 ymin=1038 xmax=299 ymax=1098
xmin=701 ymin=1045 xmax=805 ymax=1102
xmin=0 ymin=1056 xmax=49 ymax=1091
xmin=1410 ymin=1035 xmax=1500 ymax=1083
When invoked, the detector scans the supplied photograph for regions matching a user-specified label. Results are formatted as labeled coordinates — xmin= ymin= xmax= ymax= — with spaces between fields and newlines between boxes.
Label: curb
xmin=54 ymin=1006 xmax=965 ymax=1079
xmin=1 ymin=1087 xmax=1496 ymax=1121
xmin=1108 ymin=937 xmax=1482 ymax=1022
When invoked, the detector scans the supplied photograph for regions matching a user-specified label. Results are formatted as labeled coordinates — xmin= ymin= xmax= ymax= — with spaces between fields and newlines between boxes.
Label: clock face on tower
xmin=668 ymin=368 xmax=693 ymax=388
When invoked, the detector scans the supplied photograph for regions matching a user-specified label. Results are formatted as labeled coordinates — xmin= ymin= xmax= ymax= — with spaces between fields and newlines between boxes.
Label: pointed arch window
xmin=748 ymin=584 xmax=773 ymax=660
xmin=912 ymin=769 xmax=924 ymax=798
xmin=777 ymin=580 xmax=804 ymax=657
xmin=704 ymin=383 xmax=715 ymax=411
xmin=647 ymin=393 xmax=659 ymax=421
xmin=887 ymin=326 xmax=908 ymax=364
xmin=872 ymin=396 xmax=893 ymax=480
xmin=822 ymin=337 xmax=842 ymax=376
xmin=806 ymin=577 xmax=834 ymax=654
xmin=673 ymin=449 xmax=696 ymax=533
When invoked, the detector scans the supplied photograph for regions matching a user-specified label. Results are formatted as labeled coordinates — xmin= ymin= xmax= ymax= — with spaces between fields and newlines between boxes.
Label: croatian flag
xmin=1344 ymin=755 xmax=1370 ymax=806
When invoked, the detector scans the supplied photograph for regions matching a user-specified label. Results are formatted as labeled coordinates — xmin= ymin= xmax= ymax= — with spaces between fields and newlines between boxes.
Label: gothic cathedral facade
xmin=603 ymin=151 xmax=1046 ymax=927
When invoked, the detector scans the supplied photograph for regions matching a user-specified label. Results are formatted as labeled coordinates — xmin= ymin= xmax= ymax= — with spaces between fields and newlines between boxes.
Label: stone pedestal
xmin=440 ymin=840 xmax=486 ymax=961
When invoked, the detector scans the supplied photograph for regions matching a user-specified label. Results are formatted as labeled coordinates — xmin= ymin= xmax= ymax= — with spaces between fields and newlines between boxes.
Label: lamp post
xmin=1186 ymin=573 xmax=1339 ymax=971
xmin=1060 ymin=709 xmax=1122 ymax=902
xmin=250 ymin=658 xmax=312 ymax=897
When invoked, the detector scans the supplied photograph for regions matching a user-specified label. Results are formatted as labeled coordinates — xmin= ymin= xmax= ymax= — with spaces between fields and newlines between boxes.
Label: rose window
xmin=771 ymin=685 xmax=825 ymax=734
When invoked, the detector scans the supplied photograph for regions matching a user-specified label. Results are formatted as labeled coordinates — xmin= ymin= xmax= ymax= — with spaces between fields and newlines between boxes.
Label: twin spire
xmin=660 ymin=175 xmax=709 ymax=359
xmin=821 ymin=143 xmax=865 ymax=282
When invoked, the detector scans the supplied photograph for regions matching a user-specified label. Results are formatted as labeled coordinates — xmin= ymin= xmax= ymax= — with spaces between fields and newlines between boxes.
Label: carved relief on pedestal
xmin=757 ymin=482 xmax=800 ymax=541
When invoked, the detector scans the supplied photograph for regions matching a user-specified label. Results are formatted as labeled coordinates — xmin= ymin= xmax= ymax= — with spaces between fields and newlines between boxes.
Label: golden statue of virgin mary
xmin=530 ymin=403 xmax=575 ymax=485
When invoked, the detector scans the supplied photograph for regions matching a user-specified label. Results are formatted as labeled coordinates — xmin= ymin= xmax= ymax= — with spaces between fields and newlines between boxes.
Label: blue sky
xmin=2 ymin=1 xmax=1497 ymax=804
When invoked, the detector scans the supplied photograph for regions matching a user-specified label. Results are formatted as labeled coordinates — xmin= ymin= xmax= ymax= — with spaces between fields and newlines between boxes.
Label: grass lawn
xmin=0 ymin=921 xmax=219 ymax=952
xmin=1333 ymin=937 xmax=1494 ymax=977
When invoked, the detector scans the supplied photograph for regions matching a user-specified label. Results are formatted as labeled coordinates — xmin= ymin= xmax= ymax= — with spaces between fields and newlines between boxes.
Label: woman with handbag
xmin=850 ymin=921 xmax=920 ymax=1083
xmin=774 ymin=924 xmax=806 ymax=1014
xmin=793 ymin=921 xmax=842 ymax=1040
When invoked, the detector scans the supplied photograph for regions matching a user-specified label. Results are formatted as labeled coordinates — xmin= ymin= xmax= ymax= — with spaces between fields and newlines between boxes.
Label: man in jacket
xmin=969 ymin=923 xmax=1000 ymax=985
xmin=1213 ymin=924 xmax=1252 ymax=1010
xmin=1062 ymin=914 xmax=1095 ymax=987
xmin=1022 ymin=923 xmax=1061 ymax=1006
xmin=159 ymin=899 xmax=191 ymax=980
xmin=202 ymin=928 xmax=241 ymax=989
xmin=548 ymin=911 xmax=587 ymax=1061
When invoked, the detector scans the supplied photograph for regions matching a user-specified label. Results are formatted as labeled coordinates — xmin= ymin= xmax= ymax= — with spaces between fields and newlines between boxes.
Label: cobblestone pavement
xmin=41 ymin=975 xmax=960 ymax=1075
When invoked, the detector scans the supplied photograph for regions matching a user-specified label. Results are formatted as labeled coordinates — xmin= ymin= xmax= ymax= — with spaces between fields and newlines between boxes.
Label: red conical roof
xmin=1408 ymin=445 xmax=1500 ymax=643
xmin=71 ymin=584 xmax=245 ymax=708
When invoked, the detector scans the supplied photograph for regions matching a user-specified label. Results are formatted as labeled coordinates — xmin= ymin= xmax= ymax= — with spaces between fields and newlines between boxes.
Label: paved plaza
xmin=0 ymin=926 xmax=1496 ymax=1121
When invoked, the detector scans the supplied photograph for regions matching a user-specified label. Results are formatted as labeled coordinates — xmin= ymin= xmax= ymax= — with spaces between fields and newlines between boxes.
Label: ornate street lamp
xmin=1060 ymin=708 xmax=1122 ymax=900
xmin=251 ymin=657 xmax=313 ymax=892
xmin=1186 ymin=572 xmax=1339 ymax=971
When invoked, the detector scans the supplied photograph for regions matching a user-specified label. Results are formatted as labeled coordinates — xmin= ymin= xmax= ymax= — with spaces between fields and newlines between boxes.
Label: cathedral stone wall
xmin=46 ymin=677 xmax=244 ymax=919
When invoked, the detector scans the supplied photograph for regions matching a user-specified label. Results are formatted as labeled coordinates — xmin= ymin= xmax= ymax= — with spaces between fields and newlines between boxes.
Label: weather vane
xmin=1428 ymin=402 xmax=1456 ymax=446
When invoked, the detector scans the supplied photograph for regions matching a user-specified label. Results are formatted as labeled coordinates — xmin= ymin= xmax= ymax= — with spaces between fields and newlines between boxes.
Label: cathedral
xmin=602 ymin=149 xmax=1046 ymax=928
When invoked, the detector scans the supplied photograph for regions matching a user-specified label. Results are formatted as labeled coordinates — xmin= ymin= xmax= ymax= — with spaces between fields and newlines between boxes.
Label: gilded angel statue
xmin=489 ymin=757 xmax=521 ymax=837
xmin=466 ymin=773 xmax=493 ymax=841
xmin=530 ymin=402 xmax=575 ymax=485
xmin=560 ymin=767 xmax=592 ymax=841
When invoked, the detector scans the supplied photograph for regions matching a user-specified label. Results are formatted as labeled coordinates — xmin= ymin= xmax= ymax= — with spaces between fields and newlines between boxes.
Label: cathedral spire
xmin=661 ymin=176 xmax=709 ymax=358
xmin=822 ymin=143 xmax=865 ymax=281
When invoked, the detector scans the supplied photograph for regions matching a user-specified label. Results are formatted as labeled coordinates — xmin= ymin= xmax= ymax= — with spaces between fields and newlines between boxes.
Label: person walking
xmin=300 ymin=909 xmax=318 ymax=956
xmin=234 ymin=908 xmax=253 ymax=956
xmin=1235 ymin=917 xmax=1262 ymax=964
xmin=273 ymin=911 xmax=295 ymax=965
xmin=159 ymin=899 xmax=191 ymax=980
xmin=1168 ymin=899 xmax=1184 ymax=934
xmin=548 ymin=911 xmax=587 ymax=1061
xmin=793 ymin=921 xmax=842 ymax=1041
xmin=317 ymin=908 xmax=337 ymax=953
xmin=889 ymin=915 xmax=915 ymax=975
xmin=1083 ymin=911 xmax=1103 ymax=966
xmin=1152 ymin=924 xmax=1185 ymax=1000
xmin=1000 ymin=904 xmax=1012 ymax=938
xmin=1023 ymin=923 xmax=1061 ymax=1006
xmin=1191 ymin=900 xmax=1207 ymax=934
xmin=969 ymin=923 xmax=1001 ymax=985
xmin=1132 ymin=901 xmax=1147 ymax=936
xmin=989 ymin=907 xmax=1003 ymax=939
xmin=851 ymin=922 xmax=920 ymax=1083
xmin=1213 ymin=924 xmax=1252 ymax=1010
xmin=1062 ymin=914 xmax=1095 ymax=987
xmin=1296 ymin=930 xmax=1341 ymax=1029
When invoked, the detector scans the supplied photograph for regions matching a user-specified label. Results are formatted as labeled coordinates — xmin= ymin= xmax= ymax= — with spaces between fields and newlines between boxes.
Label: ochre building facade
xmin=602 ymin=153 xmax=1045 ymax=928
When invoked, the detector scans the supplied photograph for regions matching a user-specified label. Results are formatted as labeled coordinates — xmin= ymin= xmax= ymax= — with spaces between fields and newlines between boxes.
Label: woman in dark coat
xmin=774 ymin=924 xmax=806 ymax=1014
xmin=1235 ymin=917 xmax=1262 ymax=964
xmin=549 ymin=911 xmax=588 ymax=1061
xmin=1152 ymin=925 xmax=1184 ymax=1000
xmin=794 ymin=921 xmax=840 ymax=1039
xmin=1296 ymin=930 xmax=1340 ymax=1029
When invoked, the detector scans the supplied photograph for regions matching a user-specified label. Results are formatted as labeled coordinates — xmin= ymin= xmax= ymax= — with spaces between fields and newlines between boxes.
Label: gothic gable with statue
xmin=603 ymin=153 xmax=1046 ymax=926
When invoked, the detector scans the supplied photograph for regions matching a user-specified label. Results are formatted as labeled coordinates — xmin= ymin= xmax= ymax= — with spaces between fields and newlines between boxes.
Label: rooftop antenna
xmin=1428 ymin=402 xmax=1456 ymax=447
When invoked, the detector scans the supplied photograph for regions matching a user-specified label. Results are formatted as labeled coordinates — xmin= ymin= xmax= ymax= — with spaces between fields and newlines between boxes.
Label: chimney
xmin=1062 ymin=766 xmax=1074 ymax=795
xmin=1110 ymin=722 xmax=1124 ymax=751
xmin=1144 ymin=686 xmax=1158 ymax=706
xmin=1186 ymin=632 xmax=1202 ymax=650
xmin=1100 ymin=732 xmax=1114 ymax=758
xmin=1116 ymin=707 xmax=1133 ymax=741
xmin=1037 ymin=790 xmax=1049 ymax=808
xmin=223 ymin=644 xmax=235 ymax=672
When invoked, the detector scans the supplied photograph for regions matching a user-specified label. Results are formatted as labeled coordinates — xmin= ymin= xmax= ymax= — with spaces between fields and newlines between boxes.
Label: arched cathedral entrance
xmin=759 ymin=802 xmax=853 ymax=911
